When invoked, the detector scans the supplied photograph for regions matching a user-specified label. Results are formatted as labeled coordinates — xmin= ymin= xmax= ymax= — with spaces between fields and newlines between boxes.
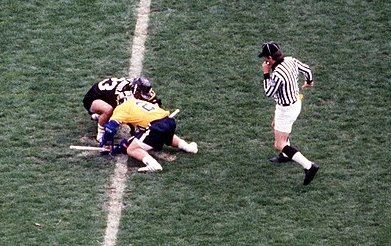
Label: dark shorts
xmin=82 ymin=85 xmax=117 ymax=115
xmin=135 ymin=117 xmax=176 ymax=151
xmin=83 ymin=87 xmax=98 ymax=114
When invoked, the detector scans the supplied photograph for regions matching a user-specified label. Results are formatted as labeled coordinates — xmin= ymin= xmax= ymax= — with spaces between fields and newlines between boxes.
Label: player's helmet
xmin=131 ymin=77 xmax=156 ymax=101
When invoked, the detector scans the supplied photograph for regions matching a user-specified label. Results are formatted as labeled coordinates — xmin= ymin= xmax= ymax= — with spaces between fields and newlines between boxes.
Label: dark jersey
xmin=83 ymin=77 xmax=132 ymax=114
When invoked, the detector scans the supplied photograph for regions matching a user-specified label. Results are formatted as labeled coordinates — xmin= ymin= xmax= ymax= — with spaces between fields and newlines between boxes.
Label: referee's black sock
xmin=282 ymin=145 xmax=312 ymax=169
xmin=281 ymin=138 xmax=290 ymax=158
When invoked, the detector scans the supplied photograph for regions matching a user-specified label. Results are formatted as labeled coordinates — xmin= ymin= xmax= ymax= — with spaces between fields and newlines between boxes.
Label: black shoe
xmin=269 ymin=153 xmax=291 ymax=163
xmin=303 ymin=163 xmax=319 ymax=185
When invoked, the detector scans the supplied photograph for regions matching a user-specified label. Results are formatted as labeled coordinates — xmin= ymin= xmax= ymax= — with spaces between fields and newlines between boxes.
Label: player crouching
xmin=100 ymin=97 xmax=197 ymax=173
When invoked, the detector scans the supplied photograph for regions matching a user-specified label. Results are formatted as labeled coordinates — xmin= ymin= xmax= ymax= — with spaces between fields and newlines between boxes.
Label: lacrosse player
xmin=83 ymin=76 xmax=161 ymax=143
xmin=100 ymin=96 xmax=198 ymax=173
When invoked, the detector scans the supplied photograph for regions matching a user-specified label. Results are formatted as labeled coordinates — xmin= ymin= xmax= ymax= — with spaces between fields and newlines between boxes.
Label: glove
xmin=100 ymin=146 xmax=111 ymax=156
xmin=112 ymin=137 xmax=133 ymax=155
xmin=100 ymin=120 xmax=120 ymax=148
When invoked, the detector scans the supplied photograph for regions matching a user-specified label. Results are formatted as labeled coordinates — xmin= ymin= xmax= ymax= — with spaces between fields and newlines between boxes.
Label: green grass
xmin=0 ymin=0 xmax=136 ymax=244
xmin=1 ymin=0 xmax=390 ymax=245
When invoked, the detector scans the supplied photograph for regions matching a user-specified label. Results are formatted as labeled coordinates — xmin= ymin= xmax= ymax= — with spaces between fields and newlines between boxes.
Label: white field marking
xmin=128 ymin=0 xmax=151 ymax=78
xmin=103 ymin=1 xmax=151 ymax=246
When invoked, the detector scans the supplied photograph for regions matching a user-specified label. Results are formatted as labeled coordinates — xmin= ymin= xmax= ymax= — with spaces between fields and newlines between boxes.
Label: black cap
xmin=258 ymin=42 xmax=281 ymax=58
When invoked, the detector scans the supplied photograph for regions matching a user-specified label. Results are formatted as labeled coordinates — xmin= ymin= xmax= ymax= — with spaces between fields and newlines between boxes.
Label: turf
xmin=1 ymin=0 xmax=390 ymax=245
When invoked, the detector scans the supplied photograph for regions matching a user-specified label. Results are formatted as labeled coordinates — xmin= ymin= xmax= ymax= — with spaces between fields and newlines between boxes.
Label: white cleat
xmin=138 ymin=166 xmax=152 ymax=173
xmin=187 ymin=142 xmax=198 ymax=154
xmin=138 ymin=165 xmax=162 ymax=173
xmin=91 ymin=113 xmax=100 ymax=121
xmin=137 ymin=162 xmax=162 ymax=173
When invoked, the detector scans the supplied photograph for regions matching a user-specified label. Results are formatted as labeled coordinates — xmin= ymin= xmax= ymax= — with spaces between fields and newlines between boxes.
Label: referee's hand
xmin=302 ymin=81 xmax=314 ymax=89
xmin=262 ymin=61 xmax=271 ymax=74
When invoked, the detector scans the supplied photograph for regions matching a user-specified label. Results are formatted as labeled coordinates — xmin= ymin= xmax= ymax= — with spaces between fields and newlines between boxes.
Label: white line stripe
xmin=103 ymin=1 xmax=151 ymax=246
xmin=102 ymin=155 xmax=128 ymax=246
xmin=129 ymin=0 xmax=151 ymax=78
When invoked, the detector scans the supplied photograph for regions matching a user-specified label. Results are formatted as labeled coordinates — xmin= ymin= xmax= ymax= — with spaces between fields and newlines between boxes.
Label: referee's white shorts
xmin=274 ymin=100 xmax=302 ymax=133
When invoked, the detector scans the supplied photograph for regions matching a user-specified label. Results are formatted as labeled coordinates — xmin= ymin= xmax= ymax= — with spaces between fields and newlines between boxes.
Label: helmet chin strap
xmin=132 ymin=84 xmax=138 ymax=95
xmin=144 ymin=89 xmax=156 ymax=100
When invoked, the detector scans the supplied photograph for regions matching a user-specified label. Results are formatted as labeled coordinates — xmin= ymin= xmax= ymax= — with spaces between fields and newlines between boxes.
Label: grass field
xmin=1 ymin=0 xmax=390 ymax=245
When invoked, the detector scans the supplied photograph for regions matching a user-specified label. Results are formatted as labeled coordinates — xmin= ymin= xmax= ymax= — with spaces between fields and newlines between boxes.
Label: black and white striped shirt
xmin=263 ymin=57 xmax=313 ymax=106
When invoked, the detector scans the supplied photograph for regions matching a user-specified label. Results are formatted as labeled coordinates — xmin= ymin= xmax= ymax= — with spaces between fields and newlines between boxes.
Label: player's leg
xmin=90 ymin=100 xmax=113 ymax=142
xmin=171 ymin=135 xmax=198 ymax=153
xmin=127 ymin=129 xmax=164 ymax=172
xmin=90 ymin=99 xmax=113 ymax=126
xmin=156 ymin=117 xmax=198 ymax=154
xmin=127 ymin=138 xmax=163 ymax=172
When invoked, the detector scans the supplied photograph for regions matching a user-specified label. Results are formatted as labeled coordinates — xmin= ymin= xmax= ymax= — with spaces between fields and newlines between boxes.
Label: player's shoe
xmin=186 ymin=142 xmax=198 ymax=154
xmin=303 ymin=163 xmax=319 ymax=185
xmin=138 ymin=162 xmax=163 ymax=173
xmin=269 ymin=153 xmax=291 ymax=163
xmin=91 ymin=113 xmax=100 ymax=121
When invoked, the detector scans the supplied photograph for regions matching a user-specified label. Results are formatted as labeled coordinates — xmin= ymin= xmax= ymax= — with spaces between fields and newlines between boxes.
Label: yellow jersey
xmin=111 ymin=97 xmax=170 ymax=128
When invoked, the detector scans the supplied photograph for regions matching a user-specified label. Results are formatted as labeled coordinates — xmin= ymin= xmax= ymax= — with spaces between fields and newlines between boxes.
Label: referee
xmin=258 ymin=41 xmax=319 ymax=185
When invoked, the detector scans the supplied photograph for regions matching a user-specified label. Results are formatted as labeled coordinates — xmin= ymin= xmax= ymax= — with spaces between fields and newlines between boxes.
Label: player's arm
xmin=100 ymin=120 xmax=120 ymax=148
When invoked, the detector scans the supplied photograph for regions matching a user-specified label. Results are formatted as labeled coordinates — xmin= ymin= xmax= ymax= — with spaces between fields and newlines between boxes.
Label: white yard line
xmin=103 ymin=1 xmax=151 ymax=246
xmin=129 ymin=0 xmax=151 ymax=79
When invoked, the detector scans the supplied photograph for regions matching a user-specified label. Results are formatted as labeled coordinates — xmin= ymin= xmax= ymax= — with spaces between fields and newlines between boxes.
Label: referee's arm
xmin=263 ymin=74 xmax=281 ymax=97
xmin=295 ymin=59 xmax=313 ymax=84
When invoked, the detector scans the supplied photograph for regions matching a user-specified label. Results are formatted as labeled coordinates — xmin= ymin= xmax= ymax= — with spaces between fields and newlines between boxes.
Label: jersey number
xmin=135 ymin=101 xmax=156 ymax=112
xmin=98 ymin=78 xmax=129 ymax=94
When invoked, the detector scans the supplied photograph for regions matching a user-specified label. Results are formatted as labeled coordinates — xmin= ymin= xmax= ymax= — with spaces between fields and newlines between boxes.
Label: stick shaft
xmin=70 ymin=145 xmax=106 ymax=151
xmin=169 ymin=109 xmax=180 ymax=118
xmin=71 ymin=109 xmax=180 ymax=151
